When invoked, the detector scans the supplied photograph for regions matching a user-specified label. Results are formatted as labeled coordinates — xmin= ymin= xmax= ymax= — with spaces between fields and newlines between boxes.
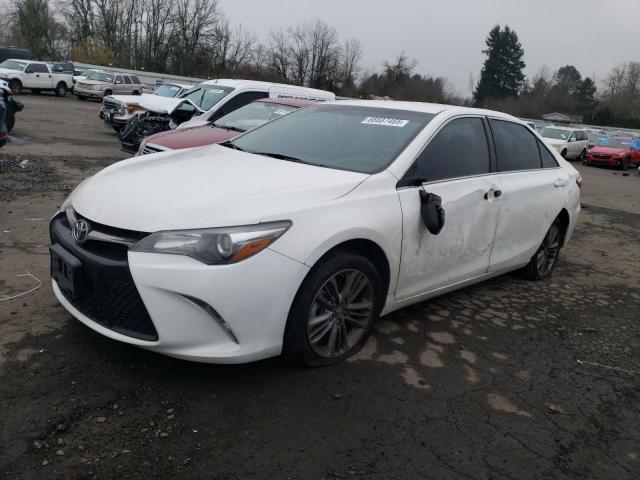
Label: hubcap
xmin=536 ymin=225 xmax=561 ymax=276
xmin=307 ymin=269 xmax=374 ymax=358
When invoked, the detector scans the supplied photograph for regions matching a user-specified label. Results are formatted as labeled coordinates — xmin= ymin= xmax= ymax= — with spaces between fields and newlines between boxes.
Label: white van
xmin=176 ymin=79 xmax=335 ymax=129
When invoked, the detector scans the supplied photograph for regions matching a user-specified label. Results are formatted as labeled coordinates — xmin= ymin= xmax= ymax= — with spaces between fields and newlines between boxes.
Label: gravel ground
xmin=0 ymin=97 xmax=639 ymax=479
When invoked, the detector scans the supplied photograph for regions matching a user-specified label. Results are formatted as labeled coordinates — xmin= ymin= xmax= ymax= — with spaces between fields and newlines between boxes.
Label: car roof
xmin=201 ymin=78 xmax=334 ymax=96
xmin=256 ymin=97 xmax=316 ymax=108
xmin=541 ymin=125 xmax=576 ymax=131
xmin=324 ymin=99 xmax=523 ymax=121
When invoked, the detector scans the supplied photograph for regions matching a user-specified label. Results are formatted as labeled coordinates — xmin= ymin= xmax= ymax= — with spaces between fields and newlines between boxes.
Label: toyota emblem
xmin=72 ymin=219 xmax=91 ymax=244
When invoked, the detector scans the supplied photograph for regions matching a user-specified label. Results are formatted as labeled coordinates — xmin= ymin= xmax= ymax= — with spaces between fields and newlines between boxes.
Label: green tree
xmin=11 ymin=0 xmax=65 ymax=59
xmin=473 ymin=25 xmax=526 ymax=106
xmin=553 ymin=65 xmax=582 ymax=95
xmin=575 ymin=77 xmax=597 ymax=115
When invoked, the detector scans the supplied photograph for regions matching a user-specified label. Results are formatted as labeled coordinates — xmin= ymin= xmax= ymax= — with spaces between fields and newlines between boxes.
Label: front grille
xmin=593 ymin=154 xmax=611 ymax=160
xmin=50 ymin=214 xmax=158 ymax=341
xmin=103 ymin=98 xmax=122 ymax=113
xmin=141 ymin=144 xmax=168 ymax=155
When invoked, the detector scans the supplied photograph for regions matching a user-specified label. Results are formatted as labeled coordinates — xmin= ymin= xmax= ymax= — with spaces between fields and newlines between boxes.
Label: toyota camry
xmin=49 ymin=101 xmax=581 ymax=366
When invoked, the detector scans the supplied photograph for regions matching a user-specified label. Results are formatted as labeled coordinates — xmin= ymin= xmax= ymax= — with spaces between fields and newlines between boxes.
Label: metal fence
xmin=73 ymin=62 xmax=205 ymax=87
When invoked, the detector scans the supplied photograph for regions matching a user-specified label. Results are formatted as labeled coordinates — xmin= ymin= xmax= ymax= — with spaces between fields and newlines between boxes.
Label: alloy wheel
xmin=307 ymin=269 xmax=374 ymax=358
xmin=535 ymin=225 xmax=561 ymax=277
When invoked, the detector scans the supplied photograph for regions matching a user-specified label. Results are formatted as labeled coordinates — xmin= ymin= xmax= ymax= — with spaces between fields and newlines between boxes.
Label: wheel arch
xmin=556 ymin=208 xmax=570 ymax=246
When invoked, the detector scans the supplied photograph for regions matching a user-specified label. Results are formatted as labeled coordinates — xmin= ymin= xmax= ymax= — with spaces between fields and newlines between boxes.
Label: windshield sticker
xmin=273 ymin=108 xmax=290 ymax=116
xmin=361 ymin=117 xmax=409 ymax=127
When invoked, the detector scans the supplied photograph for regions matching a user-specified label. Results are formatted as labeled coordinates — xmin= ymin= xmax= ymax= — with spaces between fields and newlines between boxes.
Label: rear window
xmin=130 ymin=75 xmax=141 ymax=84
xmin=215 ymin=102 xmax=298 ymax=132
xmin=87 ymin=72 xmax=115 ymax=83
xmin=155 ymin=84 xmax=182 ymax=98
xmin=231 ymin=105 xmax=434 ymax=174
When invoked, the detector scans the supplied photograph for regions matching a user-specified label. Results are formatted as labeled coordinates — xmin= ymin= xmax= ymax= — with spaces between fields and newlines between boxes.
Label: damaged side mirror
xmin=419 ymin=190 xmax=445 ymax=235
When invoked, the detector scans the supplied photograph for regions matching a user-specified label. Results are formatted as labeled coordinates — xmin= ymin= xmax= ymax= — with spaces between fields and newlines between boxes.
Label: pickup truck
xmin=0 ymin=59 xmax=74 ymax=96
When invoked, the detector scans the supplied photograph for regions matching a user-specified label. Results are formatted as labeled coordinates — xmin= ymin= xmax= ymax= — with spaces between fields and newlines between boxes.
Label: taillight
xmin=576 ymin=175 xmax=583 ymax=189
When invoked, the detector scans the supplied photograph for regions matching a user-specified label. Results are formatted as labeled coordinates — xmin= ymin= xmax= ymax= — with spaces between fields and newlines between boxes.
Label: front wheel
xmin=284 ymin=251 xmax=383 ymax=366
xmin=8 ymin=79 xmax=21 ymax=95
xmin=521 ymin=218 xmax=564 ymax=280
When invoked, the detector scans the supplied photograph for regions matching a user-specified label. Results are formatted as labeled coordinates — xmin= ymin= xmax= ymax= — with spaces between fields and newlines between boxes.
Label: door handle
xmin=483 ymin=189 xmax=502 ymax=200
xmin=554 ymin=178 xmax=569 ymax=188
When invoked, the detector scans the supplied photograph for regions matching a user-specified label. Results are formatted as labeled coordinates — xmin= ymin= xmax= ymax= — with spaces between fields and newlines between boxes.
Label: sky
xmin=217 ymin=0 xmax=640 ymax=96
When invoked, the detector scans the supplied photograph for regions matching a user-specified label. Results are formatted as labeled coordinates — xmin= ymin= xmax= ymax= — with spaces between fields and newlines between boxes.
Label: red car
xmin=137 ymin=98 xmax=314 ymax=155
xmin=584 ymin=136 xmax=640 ymax=169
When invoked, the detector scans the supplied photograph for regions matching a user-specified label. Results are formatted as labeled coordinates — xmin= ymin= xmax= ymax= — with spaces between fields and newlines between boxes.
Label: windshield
xmin=178 ymin=85 xmax=233 ymax=110
xmin=597 ymin=137 xmax=635 ymax=149
xmin=87 ymin=71 xmax=114 ymax=83
xmin=540 ymin=127 xmax=570 ymax=140
xmin=230 ymin=105 xmax=434 ymax=173
xmin=215 ymin=102 xmax=298 ymax=132
xmin=0 ymin=60 xmax=28 ymax=71
xmin=155 ymin=84 xmax=183 ymax=98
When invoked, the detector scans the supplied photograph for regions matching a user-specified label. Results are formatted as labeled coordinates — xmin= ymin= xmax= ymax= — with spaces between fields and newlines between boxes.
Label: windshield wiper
xmin=253 ymin=152 xmax=309 ymax=164
xmin=219 ymin=140 xmax=246 ymax=152
xmin=212 ymin=123 xmax=245 ymax=133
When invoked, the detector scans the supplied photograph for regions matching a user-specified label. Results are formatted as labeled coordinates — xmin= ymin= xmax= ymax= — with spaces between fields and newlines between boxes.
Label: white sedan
xmin=49 ymin=101 xmax=581 ymax=366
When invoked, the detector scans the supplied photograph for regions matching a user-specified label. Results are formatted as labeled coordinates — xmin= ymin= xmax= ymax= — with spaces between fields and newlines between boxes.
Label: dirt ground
xmin=1 ymin=95 xmax=639 ymax=480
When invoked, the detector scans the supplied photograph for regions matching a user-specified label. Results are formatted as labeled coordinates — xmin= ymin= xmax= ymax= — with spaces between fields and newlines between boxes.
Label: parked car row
xmin=50 ymin=97 xmax=582 ymax=366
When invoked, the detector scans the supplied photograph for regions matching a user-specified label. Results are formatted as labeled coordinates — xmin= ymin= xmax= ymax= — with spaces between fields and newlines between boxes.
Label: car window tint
xmin=538 ymin=140 xmax=558 ymax=168
xmin=490 ymin=119 xmax=542 ymax=171
xmin=30 ymin=63 xmax=49 ymax=73
xmin=130 ymin=75 xmax=141 ymax=84
xmin=209 ymin=91 xmax=268 ymax=120
xmin=123 ymin=75 xmax=132 ymax=84
xmin=407 ymin=117 xmax=490 ymax=182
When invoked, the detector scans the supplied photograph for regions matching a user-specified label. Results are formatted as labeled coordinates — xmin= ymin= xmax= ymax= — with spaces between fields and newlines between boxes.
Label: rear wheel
xmin=54 ymin=82 xmax=67 ymax=97
xmin=132 ymin=90 xmax=140 ymax=95
xmin=284 ymin=251 xmax=382 ymax=366
xmin=623 ymin=157 xmax=631 ymax=170
xmin=521 ymin=218 xmax=564 ymax=280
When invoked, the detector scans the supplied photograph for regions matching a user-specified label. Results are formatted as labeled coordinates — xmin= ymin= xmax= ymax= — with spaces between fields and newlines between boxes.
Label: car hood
xmin=145 ymin=125 xmax=237 ymax=150
xmin=138 ymin=95 xmax=203 ymax=115
xmin=105 ymin=94 xmax=148 ymax=105
xmin=0 ymin=67 xmax=22 ymax=76
xmin=71 ymin=144 xmax=368 ymax=232
xmin=544 ymin=138 xmax=566 ymax=147
xmin=590 ymin=146 xmax=628 ymax=155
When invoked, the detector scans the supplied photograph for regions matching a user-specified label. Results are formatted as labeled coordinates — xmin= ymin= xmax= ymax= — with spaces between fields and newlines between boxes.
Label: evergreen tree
xmin=473 ymin=25 xmax=526 ymax=106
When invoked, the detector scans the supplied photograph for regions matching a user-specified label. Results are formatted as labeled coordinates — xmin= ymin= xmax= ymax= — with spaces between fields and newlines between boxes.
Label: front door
xmin=26 ymin=63 xmax=51 ymax=89
xmin=395 ymin=116 xmax=501 ymax=300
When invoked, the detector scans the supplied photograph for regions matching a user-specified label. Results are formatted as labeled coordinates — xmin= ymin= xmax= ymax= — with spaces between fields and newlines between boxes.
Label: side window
xmin=490 ymin=119 xmax=542 ymax=171
xmin=29 ymin=63 xmax=49 ymax=73
xmin=406 ymin=117 xmax=491 ymax=182
xmin=210 ymin=91 xmax=269 ymax=121
xmin=569 ymin=131 xmax=577 ymax=141
xmin=130 ymin=75 xmax=141 ymax=84
xmin=578 ymin=131 xmax=586 ymax=141
xmin=52 ymin=63 xmax=64 ymax=72
xmin=538 ymin=140 xmax=559 ymax=168
xmin=123 ymin=75 xmax=132 ymax=84
xmin=115 ymin=75 xmax=123 ymax=84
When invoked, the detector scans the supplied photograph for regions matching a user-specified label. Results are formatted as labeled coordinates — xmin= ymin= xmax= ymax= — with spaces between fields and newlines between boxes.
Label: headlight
xmin=131 ymin=221 xmax=292 ymax=265
xmin=94 ymin=84 xmax=103 ymax=91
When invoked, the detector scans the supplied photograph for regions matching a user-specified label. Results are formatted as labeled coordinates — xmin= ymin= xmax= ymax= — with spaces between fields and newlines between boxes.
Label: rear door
xmin=114 ymin=75 xmax=126 ymax=94
xmin=395 ymin=116 xmax=502 ymax=299
xmin=488 ymin=119 xmax=567 ymax=271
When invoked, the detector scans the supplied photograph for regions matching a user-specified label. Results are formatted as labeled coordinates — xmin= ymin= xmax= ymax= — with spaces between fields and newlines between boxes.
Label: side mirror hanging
xmin=419 ymin=190 xmax=445 ymax=235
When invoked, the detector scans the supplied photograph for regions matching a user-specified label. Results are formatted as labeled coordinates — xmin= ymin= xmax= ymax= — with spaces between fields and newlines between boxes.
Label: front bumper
xmin=586 ymin=155 xmax=619 ymax=166
xmin=50 ymin=213 xmax=310 ymax=363
xmin=74 ymin=86 xmax=105 ymax=98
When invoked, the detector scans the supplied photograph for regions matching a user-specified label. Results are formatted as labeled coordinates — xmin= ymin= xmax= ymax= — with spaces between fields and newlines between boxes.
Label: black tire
xmin=560 ymin=149 xmax=567 ymax=159
xmin=579 ymin=149 xmax=587 ymax=163
xmin=5 ymin=106 xmax=15 ymax=132
xmin=616 ymin=158 xmax=625 ymax=170
xmin=623 ymin=157 xmax=631 ymax=170
xmin=77 ymin=95 xmax=85 ymax=101
xmin=284 ymin=250 xmax=383 ymax=366
xmin=112 ymin=125 xmax=122 ymax=133
xmin=132 ymin=90 xmax=140 ymax=95
xmin=582 ymin=156 xmax=588 ymax=166
xmin=521 ymin=217 xmax=565 ymax=280
xmin=54 ymin=82 xmax=67 ymax=97
xmin=104 ymin=89 xmax=112 ymax=97
xmin=8 ymin=79 xmax=21 ymax=95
